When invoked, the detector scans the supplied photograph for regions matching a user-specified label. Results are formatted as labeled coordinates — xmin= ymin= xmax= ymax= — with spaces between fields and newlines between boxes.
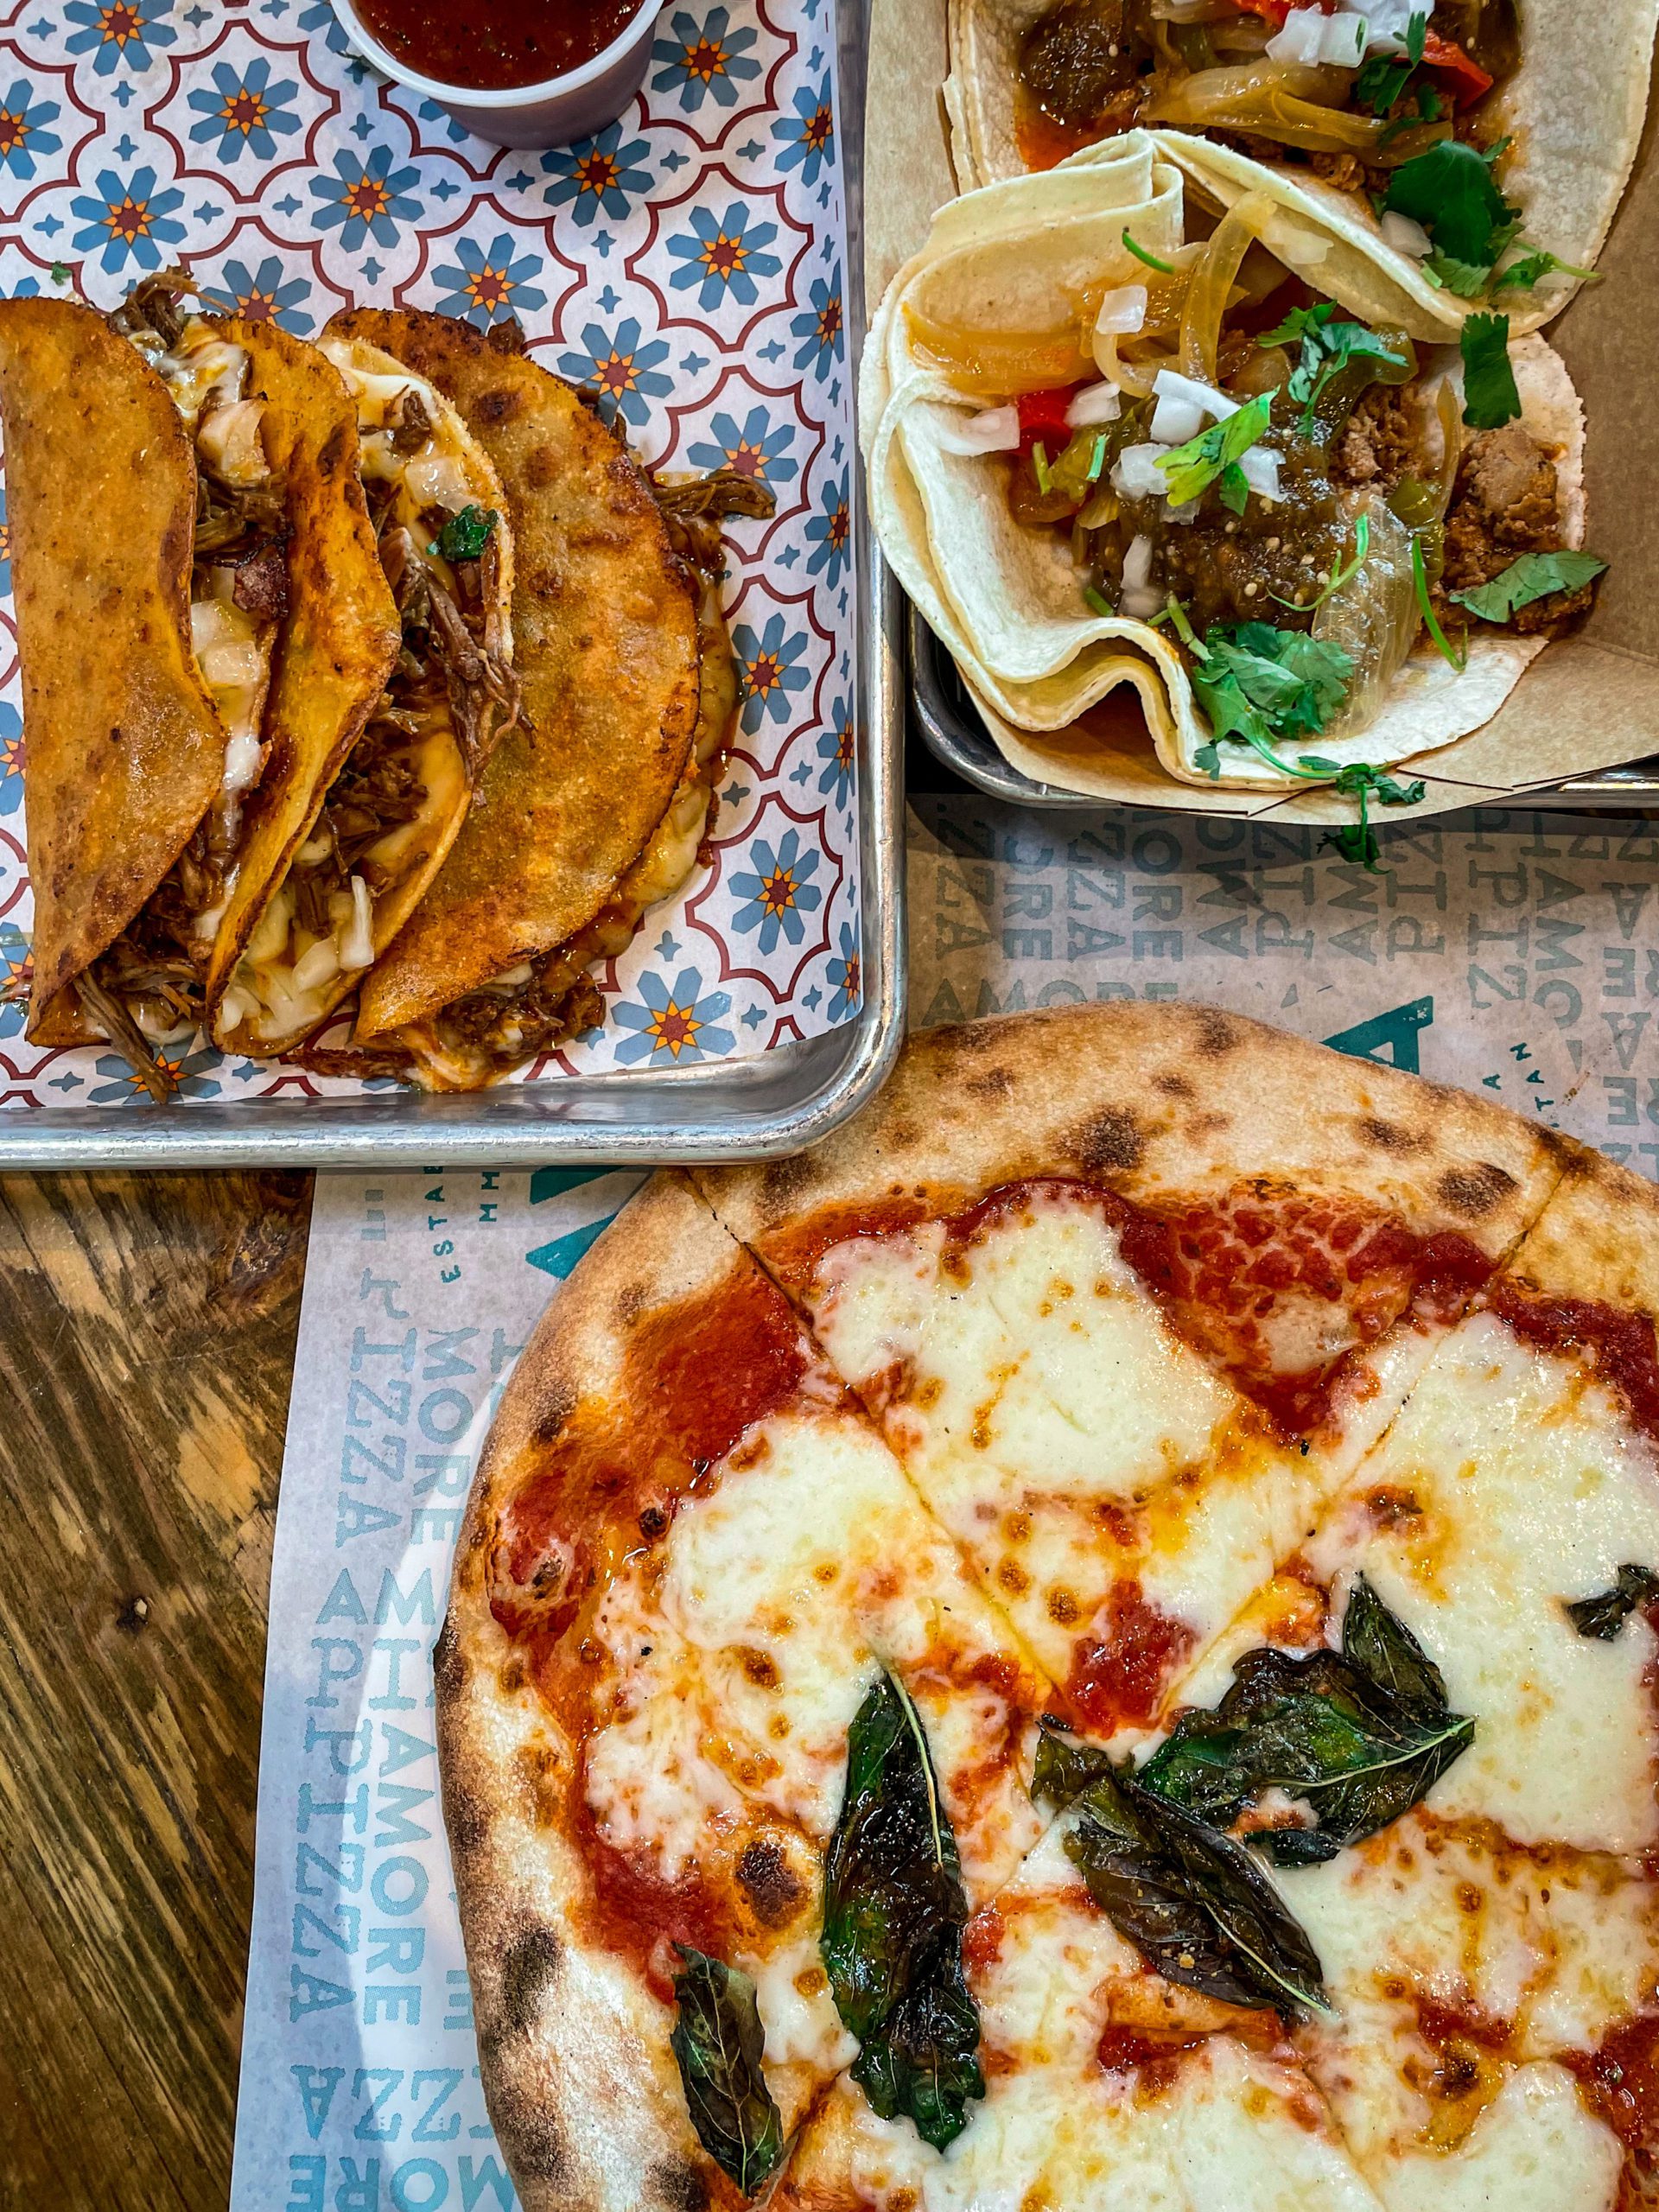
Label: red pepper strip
xmin=1420 ymin=29 xmax=1495 ymax=105
xmin=1016 ymin=385 xmax=1084 ymax=454
xmin=1229 ymin=0 xmax=1294 ymax=22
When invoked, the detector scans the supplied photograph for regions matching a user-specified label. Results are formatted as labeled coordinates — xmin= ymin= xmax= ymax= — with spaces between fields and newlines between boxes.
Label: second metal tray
xmin=911 ymin=603 xmax=1659 ymax=814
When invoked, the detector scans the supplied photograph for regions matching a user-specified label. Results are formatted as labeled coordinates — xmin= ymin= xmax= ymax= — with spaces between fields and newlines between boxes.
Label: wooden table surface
xmin=0 ymin=1172 xmax=313 ymax=2211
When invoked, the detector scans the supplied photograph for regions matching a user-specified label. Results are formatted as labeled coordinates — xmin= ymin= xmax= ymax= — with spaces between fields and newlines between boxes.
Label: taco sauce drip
xmin=353 ymin=0 xmax=644 ymax=91
xmin=1014 ymin=0 xmax=1518 ymax=185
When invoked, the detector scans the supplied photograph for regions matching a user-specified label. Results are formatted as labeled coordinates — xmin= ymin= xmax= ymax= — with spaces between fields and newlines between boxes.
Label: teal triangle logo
xmin=526 ymin=1215 xmax=617 ymax=1281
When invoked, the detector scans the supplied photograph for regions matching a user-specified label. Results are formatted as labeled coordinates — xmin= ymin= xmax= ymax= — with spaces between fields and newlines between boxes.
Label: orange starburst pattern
xmin=575 ymin=150 xmax=620 ymax=198
xmin=0 ymin=109 xmax=29 ymax=159
xmin=648 ymin=1000 xmax=703 ymax=1057
xmin=758 ymin=866 xmax=798 ymax=919
xmin=344 ymin=175 xmax=391 ymax=222
xmin=103 ymin=192 xmax=153 ymax=245
xmin=682 ymin=36 xmax=728 ymax=85
xmin=595 ymin=349 xmax=638 ymax=399
xmin=699 ymin=230 xmax=747 ymax=284
xmin=747 ymin=650 xmax=784 ymax=702
xmin=99 ymin=2 xmax=144 ymax=48
xmin=466 ymin=264 xmax=513 ymax=314
xmin=800 ymin=103 xmax=834 ymax=156
xmin=219 ymin=85 xmax=269 ymax=137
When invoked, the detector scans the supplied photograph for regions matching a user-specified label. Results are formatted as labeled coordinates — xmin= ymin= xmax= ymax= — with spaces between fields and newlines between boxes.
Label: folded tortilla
xmin=211 ymin=332 xmax=520 ymax=1058
xmin=946 ymin=0 xmax=1657 ymax=335
xmin=0 ymin=293 xmax=402 ymax=1091
xmin=314 ymin=310 xmax=710 ymax=1092
xmin=867 ymin=131 xmax=1589 ymax=795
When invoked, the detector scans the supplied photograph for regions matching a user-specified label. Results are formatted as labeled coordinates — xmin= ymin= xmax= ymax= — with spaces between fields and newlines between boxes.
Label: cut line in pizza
xmin=437 ymin=1002 xmax=1659 ymax=2212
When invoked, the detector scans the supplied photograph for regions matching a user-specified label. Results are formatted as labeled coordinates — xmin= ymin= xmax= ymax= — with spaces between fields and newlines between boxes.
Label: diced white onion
xmin=296 ymin=834 xmax=333 ymax=866
xmin=1093 ymin=285 xmax=1148 ymax=338
xmin=1149 ymin=395 xmax=1205 ymax=444
xmin=1123 ymin=533 xmax=1154 ymax=593
xmin=1266 ymin=8 xmax=1329 ymax=63
xmin=1067 ymin=381 xmax=1123 ymax=429
xmin=1165 ymin=499 xmax=1200 ymax=526
xmin=1150 ymin=367 xmax=1237 ymax=444
xmin=291 ymin=937 xmax=341 ymax=994
xmin=339 ymin=875 xmax=376 ymax=972
xmin=933 ymin=404 xmax=1022 ymax=455
xmin=1239 ymin=446 xmax=1283 ymax=501
xmin=1112 ymin=442 xmax=1173 ymax=499
xmin=1319 ymin=10 xmax=1370 ymax=65
xmin=1380 ymin=210 xmax=1434 ymax=259
xmin=1122 ymin=584 xmax=1164 ymax=619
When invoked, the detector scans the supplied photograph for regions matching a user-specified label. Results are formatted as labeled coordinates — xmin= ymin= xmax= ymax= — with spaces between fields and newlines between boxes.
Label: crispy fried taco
xmin=0 ymin=279 xmax=399 ymax=1096
xmin=866 ymin=131 xmax=1604 ymax=807
xmin=208 ymin=327 xmax=522 ymax=1058
xmin=946 ymin=0 xmax=1657 ymax=332
xmin=296 ymin=310 xmax=763 ymax=1093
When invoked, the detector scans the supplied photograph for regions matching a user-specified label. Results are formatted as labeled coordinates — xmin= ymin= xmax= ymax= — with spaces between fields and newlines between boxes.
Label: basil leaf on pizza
xmin=1563 ymin=1563 xmax=1659 ymax=1640
xmin=821 ymin=1672 xmax=986 ymax=2150
xmin=669 ymin=1946 xmax=785 ymax=2196
xmin=1137 ymin=1577 xmax=1474 ymax=1866
xmin=1037 ymin=1726 xmax=1332 ymax=2017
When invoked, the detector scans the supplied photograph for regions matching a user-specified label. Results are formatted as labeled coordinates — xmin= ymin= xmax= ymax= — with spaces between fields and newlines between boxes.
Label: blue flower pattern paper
xmin=0 ymin=0 xmax=858 ymax=1109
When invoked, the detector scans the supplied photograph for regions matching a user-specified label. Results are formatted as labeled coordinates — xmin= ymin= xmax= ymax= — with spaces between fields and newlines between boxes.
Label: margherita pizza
xmin=437 ymin=1003 xmax=1659 ymax=2212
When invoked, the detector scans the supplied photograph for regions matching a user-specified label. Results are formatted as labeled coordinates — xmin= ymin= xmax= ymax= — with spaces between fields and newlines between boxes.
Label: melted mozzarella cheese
xmin=807 ymin=1192 xmax=1432 ymax=1728
xmin=583 ymin=1404 xmax=1046 ymax=1889
xmin=1303 ymin=1309 xmax=1659 ymax=1853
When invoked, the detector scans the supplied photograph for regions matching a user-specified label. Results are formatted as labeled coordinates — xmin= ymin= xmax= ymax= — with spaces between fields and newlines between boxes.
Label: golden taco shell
xmin=0 ymin=296 xmax=225 ymax=1040
xmin=323 ymin=310 xmax=704 ymax=1083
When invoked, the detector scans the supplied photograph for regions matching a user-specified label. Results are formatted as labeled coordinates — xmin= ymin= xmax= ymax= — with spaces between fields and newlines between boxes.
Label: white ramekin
xmin=327 ymin=0 xmax=664 ymax=150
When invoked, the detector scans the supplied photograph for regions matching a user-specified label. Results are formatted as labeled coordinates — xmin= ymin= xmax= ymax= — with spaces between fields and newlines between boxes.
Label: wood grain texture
xmin=0 ymin=1170 xmax=312 ymax=2211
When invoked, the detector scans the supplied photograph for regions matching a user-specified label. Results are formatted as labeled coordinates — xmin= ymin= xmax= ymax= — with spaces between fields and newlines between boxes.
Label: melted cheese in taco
xmin=214 ymin=340 xmax=518 ymax=1052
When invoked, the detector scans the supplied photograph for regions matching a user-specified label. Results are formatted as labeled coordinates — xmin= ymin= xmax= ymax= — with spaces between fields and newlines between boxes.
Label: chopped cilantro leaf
xmin=1300 ymin=760 xmax=1427 ymax=871
xmin=49 ymin=262 xmax=68 ymax=286
xmin=1407 ymin=12 xmax=1428 ymax=62
xmin=1194 ymin=740 xmax=1223 ymax=780
xmin=1190 ymin=622 xmax=1353 ymax=773
xmin=1382 ymin=138 xmax=1520 ymax=268
xmin=1156 ymin=392 xmax=1273 ymax=507
xmin=1494 ymin=246 xmax=1599 ymax=295
xmin=1451 ymin=550 xmax=1606 ymax=621
xmin=1459 ymin=312 xmax=1521 ymax=429
xmin=429 ymin=504 xmax=499 ymax=562
xmin=1218 ymin=461 xmax=1250 ymax=516
xmin=1356 ymin=51 xmax=1414 ymax=114
xmin=1122 ymin=229 xmax=1174 ymax=276
xmin=1423 ymin=252 xmax=1493 ymax=298
xmin=1258 ymin=303 xmax=1407 ymax=435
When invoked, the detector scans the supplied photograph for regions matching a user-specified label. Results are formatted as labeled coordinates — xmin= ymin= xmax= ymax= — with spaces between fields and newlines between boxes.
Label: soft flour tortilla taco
xmin=296 ymin=311 xmax=761 ymax=1094
xmin=208 ymin=327 xmax=522 ymax=1058
xmin=946 ymin=0 xmax=1657 ymax=332
xmin=0 ymin=279 xmax=398 ymax=1097
xmin=866 ymin=132 xmax=1603 ymax=809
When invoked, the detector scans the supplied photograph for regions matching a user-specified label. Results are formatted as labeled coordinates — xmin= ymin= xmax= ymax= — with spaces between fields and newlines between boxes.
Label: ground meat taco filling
xmin=1014 ymin=0 xmax=1517 ymax=189
xmin=919 ymin=188 xmax=1599 ymax=791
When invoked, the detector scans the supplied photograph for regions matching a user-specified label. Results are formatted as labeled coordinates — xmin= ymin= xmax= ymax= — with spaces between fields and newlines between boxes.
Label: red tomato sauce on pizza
xmin=1488 ymin=1285 xmax=1659 ymax=1446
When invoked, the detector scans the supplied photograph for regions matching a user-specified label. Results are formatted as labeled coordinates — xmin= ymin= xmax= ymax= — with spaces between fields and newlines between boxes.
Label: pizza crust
xmin=437 ymin=1171 xmax=760 ymax=2212
xmin=696 ymin=1003 xmax=1567 ymax=1268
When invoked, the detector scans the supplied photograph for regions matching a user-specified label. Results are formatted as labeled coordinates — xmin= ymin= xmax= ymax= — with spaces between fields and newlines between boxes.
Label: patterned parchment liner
xmin=0 ymin=0 xmax=860 ymax=1109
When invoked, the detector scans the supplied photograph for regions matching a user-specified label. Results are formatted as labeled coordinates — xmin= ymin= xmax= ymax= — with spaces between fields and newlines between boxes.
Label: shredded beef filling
xmin=1438 ymin=424 xmax=1592 ymax=634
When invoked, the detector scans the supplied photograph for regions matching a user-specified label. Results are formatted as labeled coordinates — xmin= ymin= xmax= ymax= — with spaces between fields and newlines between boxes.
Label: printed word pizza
xmin=436 ymin=1002 xmax=1659 ymax=2212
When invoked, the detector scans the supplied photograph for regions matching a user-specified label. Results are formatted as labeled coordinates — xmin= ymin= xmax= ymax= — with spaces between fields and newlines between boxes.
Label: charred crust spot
xmin=490 ymin=2079 xmax=568 ymax=2184
xmin=448 ymin=1785 xmax=487 ymax=1857
xmin=614 ymin=1281 xmax=650 ymax=1329
xmin=1361 ymin=1116 xmax=1424 ymax=1155
xmin=1154 ymin=1072 xmax=1194 ymax=1100
xmin=531 ymin=1381 xmax=576 ymax=1449
xmin=493 ymin=1924 xmax=563 ymax=2043
xmin=1069 ymin=1105 xmax=1144 ymax=1177
xmin=965 ymin=1065 xmax=1014 ymax=1099
xmin=646 ymin=2159 xmax=711 ymax=2212
xmin=639 ymin=1503 xmax=669 ymax=1541
xmin=431 ymin=1617 xmax=465 ymax=1695
xmin=1436 ymin=1163 xmax=1517 ymax=1218
xmin=477 ymin=385 xmax=524 ymax=425
xmin=735 ymin=1838 xmax=807 ymax=1929
xmin=760 ymin=1152 xmax=820 ymax=1211
xmin=1194 ymin=1007 xmax=1241 ymax=1058
xmin=524 ymin=443 xmax=560 ymax=489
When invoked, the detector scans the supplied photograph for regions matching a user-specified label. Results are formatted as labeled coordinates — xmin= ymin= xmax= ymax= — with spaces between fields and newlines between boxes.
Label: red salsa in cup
xmin=353 ymin=0 xmax=645 ymax=91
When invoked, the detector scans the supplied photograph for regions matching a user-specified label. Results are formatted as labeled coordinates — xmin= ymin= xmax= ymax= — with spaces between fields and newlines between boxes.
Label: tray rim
xmin=910 ymin=604 xmax=1659 ymax=817
xmin=0 ymin=0 xmax=904 ymax=1172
